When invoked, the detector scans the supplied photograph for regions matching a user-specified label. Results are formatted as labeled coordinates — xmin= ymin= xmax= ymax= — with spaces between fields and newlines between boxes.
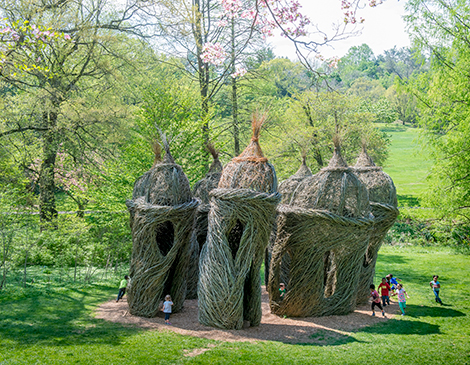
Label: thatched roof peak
xmin=326 ymin=136 xmax=348 ymax=169
xmin=154 ymin=125 xmax=175 ymax=164
xmin=354 ymin=145 xmax=382 ymax=172
xmin=206 ymin=142 xmax=223 ymax=175
xmin=152 ymin=141 xmax=162 ymax=167
xmin=293 ymin=153 xmax=313 ymax=178
xmin=233 ymin=111 xmax=268 ymax=163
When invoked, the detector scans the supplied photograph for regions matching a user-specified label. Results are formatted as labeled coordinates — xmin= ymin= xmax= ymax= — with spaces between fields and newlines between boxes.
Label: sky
xmin=270 ymin=0 xmax=411 ymax=59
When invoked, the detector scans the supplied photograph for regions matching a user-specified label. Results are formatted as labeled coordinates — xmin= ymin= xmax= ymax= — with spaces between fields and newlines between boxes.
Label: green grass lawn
xmin=378 ymin=123 xmax=433 ymax=206
xmin=1 ymin=246 xmax=469 ymax=364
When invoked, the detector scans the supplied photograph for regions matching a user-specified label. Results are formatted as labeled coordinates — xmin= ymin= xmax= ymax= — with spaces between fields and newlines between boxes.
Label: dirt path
xmin=96 ymin=287 xmax=400 ymax=344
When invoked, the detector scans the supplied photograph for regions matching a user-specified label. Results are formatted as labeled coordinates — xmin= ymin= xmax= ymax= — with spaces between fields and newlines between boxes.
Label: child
xmin=370 ymin=284 xmax=385 ymax=317
xmin=279 ymin=283 xmax=286 ymax=300
xmin=116 ymin=275 xmax=129 ymax=302
xmin=386 ymin=274 xmax=402 ymax=291
xmin=429 ymin=275 xmax=443 ymax=304
xmin=163 ymin=295 xmax=173 ymax=325
xmin=392 ymin=283 xmax=410 ymax=316
xmin=378 ymin=277 xmax=391 ymax=307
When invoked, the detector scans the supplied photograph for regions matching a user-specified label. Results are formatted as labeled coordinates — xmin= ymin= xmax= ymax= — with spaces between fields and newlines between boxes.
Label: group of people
xmin=114 ymin=273 xmax=443 ymax=324
xmin=115 ymin=275 xmax=174 ymax=324
xmin=370 ymin=274 xmax=443 ymax=317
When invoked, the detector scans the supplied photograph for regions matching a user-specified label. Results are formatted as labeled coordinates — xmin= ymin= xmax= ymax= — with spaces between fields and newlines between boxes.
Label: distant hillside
xmin=378 ymin=123 xmax=432 ymax=207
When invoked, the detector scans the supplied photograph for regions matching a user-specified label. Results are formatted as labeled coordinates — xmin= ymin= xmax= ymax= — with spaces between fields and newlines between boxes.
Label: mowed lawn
xmin=378 ymin=124 xmax=433 ymax=206
xmin=1 ymin=246 xmax=469 ymax=365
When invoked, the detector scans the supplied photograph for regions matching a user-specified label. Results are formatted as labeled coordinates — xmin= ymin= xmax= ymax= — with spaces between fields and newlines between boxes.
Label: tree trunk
xmin=74 ymin=243 xmax=78 ymax=282
xmin=231 ymin=19 xmax=240 ymax=156
xmin=193 ymin=0 xmax=210 ymax=166
xmin=39 ymin=110 xmax=59 ymax=228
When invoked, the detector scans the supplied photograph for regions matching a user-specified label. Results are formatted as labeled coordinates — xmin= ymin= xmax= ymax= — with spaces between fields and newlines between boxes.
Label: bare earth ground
xmin=96 ymin=286 xmax=400 ymax=345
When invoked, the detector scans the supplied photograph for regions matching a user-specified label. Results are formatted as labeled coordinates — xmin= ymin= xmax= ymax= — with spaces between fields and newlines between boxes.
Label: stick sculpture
xmin=186 ymin=144 xmax=223 ymax=299
xmin=126 ymin=136 xmax=198 ymax=317
xmin=354 ymin=145 xmax=399 ymax=304
xmin=265 ymin=152 xmax=313 ymax=287
xmin=269 ymin=138 xmax=374 ymax=317
xmin=198 ymin=112 xmax=281 ymax=329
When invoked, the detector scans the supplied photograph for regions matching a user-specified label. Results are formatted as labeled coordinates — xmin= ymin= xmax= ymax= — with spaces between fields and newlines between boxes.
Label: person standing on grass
xmin=370 ymin=284 xmax=385 ymax=317
xmin=391 ymin=283 xmax=410 ymax=316
xmin=430 ymin=275 xmax=443 ymax=304
xmin=378 ymin=277 xmax=391 ymax=307
xmin=116 ymin=275 xmax=129 ymax=302
xmin=163 ymin=295 xmax=173 ymax=325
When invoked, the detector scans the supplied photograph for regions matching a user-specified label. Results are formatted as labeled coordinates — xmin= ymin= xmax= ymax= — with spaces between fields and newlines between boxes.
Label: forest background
xmin=1 ymin=0 xmax=470 ymax=289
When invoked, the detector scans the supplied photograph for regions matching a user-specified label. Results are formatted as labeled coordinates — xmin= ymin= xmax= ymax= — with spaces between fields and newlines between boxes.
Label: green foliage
xmin=385 ymin=219 xmax=470 ymax=254
xmin=358 ymin=97 xmax=399 ymax=124
xmin=405 ymin=0 xmax=470 ymax=221
xmin=264 ymin=90 xmax=390 ymax=181
xmin=138 ymin=65 xmax=208 ymax=184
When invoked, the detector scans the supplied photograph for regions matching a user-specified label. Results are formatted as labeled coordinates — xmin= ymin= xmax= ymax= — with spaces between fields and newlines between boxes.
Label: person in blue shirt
xmin=386 ymin=274 xmax=402 ymax=291
xmin=429 ymin=275 xmax=443 ymax=304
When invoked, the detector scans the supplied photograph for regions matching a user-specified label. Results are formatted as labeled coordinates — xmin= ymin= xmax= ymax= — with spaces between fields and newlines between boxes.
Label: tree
xmin=263 ymin=90 xmax=390 ymax=180
xmin=0 ymin=0 xmax=138 ymax=226
xmin=384 ymin=84 xmax=418 ymax=125
xmin=405 ymin=0 xmax=470 ymax=219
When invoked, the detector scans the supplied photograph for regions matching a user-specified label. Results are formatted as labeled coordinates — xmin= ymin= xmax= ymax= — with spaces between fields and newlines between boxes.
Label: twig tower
xmin=354 ymin=144 xmax=399 ymax=304
xmin=126 ymin=134 xmax=198 ymax=317
xmin=269 ymin=137 xmax=373 ymax=317
xmin=198 ymin=112 xmax=281 ymax=329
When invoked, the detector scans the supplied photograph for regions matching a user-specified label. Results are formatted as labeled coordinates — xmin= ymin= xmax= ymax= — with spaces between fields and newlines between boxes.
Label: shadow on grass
xmin=405 ymin=304 xmax=466 ymax=319
xmin=397 ymin=194 xmax=421 ymax=207
xmin=376 ymin=253 xmax=410 ymax=265
xmin=0 ymin=285 xmax=141 ymax=347
xmin=378 ymin=125 xmax=408 ymax=133
xmin=355 ymin=318 xmax=441 ymax=336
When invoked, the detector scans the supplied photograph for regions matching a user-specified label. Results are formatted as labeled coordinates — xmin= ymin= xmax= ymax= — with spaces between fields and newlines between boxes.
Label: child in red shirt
xmin=378 ymin=277 xmax=391 ymax=307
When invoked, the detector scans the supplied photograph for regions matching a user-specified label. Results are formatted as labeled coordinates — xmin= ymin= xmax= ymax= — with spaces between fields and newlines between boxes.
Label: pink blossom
xmin=201 ymin=42 xmax=228 ymax=66
xmin=231 ymin=65 xmax=247 ymax=78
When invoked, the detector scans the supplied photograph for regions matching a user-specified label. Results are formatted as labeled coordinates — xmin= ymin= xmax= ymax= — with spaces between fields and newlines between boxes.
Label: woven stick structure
xmin=198 ymin=112 xmax=281 ymax=329
xmin=268 ymin=140 xmax=373 ymax=317
xmin=354 ymin=145 xmax=399 ymax=304
xmin=265 ymin=153 xmax=313 ymax=286
xmin=186 ymin=144 xmax=223 ymax=299
xmin=126 ymin=135 xmax=198 ymax=317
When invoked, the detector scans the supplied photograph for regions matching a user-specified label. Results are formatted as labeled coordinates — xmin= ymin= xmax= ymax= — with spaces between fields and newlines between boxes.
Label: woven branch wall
xmin=186 ymin=154 xmax=222 ymax=299
xmin=268 ymin=145 xmax=373 ymax=317
xmin=265 ymin=157 xmax=312 ymax=286
xmin=198 ymin=188 xmax=280 ymax=329
xmin=269 ymin=206 xmax=373 ymax=316
xmin=126 ymin=154 xmax=198 ymax=317
xmin=354 ymin=148 xmax=399 ymax=304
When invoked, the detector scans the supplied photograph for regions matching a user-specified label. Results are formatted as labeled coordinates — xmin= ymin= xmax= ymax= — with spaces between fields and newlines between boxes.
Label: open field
xmin=378 ymin=123 xmax=433 ymax=207
xmin=1 ymin=246 xmax=469 ymax=364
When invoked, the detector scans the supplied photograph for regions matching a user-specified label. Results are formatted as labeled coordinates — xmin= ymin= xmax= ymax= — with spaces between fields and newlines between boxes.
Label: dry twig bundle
xmin=186 ymin=144 xmax=223 ymax=299
xmin=268 ymin=139 xmax=373 ymax=317
xmin=198 ymin=112 xmax=281 ymax=329
xmin=353 ymin=145 xmax=399 ymax=304
xmin=126 ymin=135 xmax=198 ymax=317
